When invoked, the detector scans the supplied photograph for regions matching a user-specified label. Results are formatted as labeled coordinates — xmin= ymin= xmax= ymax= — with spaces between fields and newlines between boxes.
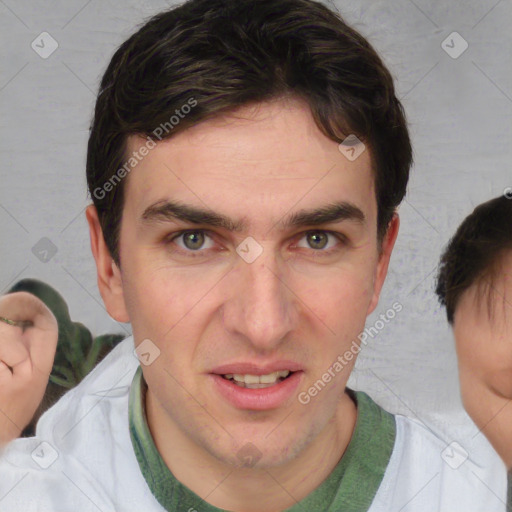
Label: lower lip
xmin=210 ymin=372 xmax=303 ymax=410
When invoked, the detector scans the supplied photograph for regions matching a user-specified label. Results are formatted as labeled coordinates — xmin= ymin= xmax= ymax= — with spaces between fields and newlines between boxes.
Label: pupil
xmin=308 ymin=232 xmax=327 ymax=249
xmin=184 ymin=231 xmax=204 ymax=250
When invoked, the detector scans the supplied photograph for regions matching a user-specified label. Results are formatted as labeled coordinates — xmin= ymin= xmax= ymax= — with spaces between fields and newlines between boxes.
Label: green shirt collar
xmin=129 ymin=366 xmax=395 ymax=512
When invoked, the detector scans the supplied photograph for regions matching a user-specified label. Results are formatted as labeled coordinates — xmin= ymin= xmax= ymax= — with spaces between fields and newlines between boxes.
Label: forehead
xmin=122 ymin=98 xmax=376 ymax=226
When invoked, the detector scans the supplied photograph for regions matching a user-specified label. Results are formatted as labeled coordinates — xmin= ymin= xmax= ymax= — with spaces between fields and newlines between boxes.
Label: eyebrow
xmin=140 ymin=200 xmax=365 ymax=231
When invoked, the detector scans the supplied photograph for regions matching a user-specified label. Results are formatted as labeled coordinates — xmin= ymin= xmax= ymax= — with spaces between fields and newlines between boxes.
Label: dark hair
xmin=436 ymin=195 xmax=512 ymax=324
xmin=86 ymin=0 xmax=412 ymax=267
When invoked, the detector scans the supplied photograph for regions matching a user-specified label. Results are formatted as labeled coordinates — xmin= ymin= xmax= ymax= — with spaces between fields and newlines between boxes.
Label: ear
xmin=367 ymin=213 xmax=400 ymax=315
xmin=85 ymin=205 xmax=130 ymax=323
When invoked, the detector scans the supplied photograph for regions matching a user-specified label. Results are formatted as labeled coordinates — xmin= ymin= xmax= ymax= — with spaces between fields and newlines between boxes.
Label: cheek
xmin=121 ymin=267 xmax=189 ymax=342
xmin=480 ymin=340 xmax=512 ymax=398
xmin=456 ymin=326 xmax=512 ymax=398
xmin=307 ymin=270 xmax=375 ymax=335
xmin=487 ymin=369 xmax=512 ymax=399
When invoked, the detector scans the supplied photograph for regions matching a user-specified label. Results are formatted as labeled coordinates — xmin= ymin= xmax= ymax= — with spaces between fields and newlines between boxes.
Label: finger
xmin=0 ymin=317 xmax=33 ymax=329
xmin=0 ymin=292 xmax=56 ymax=332
xmin=0 ymin=291 xmax=58 ymax=384
xmin=0 ymin=292 xmax=58 ymax=373
xmin=0 ymin=327 xmax=31 ymax=383
xmin=0 ymin=323 xmax=31 ymax=369
xmin=20 ymin=297 xmax=58 ymax=378
xmin=0 ymin=360 xmax=12 ymax=375
xmin=24 ymin=321 xmax=58 ymax=380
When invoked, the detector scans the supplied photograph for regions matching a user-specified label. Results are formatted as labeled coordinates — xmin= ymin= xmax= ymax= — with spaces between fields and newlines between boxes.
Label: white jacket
xmin=0 ymin=337 xmax=506 ymax=511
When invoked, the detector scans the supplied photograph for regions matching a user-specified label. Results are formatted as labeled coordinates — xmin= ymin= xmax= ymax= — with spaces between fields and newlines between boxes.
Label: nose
xmin=221 ymin=249 xmax=298 ymax=351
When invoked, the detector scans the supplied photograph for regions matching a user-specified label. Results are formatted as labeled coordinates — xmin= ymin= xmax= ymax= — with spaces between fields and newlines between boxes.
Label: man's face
xmin=89 ymin=97 xmax=396 ymax=468
xmin=453 ymin=252 xmax=512 ymax=465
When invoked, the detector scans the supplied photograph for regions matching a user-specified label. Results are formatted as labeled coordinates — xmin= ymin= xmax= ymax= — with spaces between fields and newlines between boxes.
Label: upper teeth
xmin=224 ymin=371 xmax=290 ymax=384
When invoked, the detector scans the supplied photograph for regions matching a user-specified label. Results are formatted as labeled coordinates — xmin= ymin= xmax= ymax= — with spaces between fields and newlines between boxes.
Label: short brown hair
xmin=436 ymin=195 xmax=512 ymax=324
xmin=86 ymin=0 xmax=412 ymax=266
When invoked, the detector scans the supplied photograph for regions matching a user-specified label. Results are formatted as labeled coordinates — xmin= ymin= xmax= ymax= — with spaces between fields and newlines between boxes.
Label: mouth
xmin=221 ymin=370 xmax=293 ymax=389
xmin=209 ymin=364 xmax=303 ymax=410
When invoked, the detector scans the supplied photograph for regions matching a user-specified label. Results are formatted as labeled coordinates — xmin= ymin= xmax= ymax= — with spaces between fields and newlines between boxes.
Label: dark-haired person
xmin=0 ymin=0 xmax=505 ymax=510
xmin=436 ymin=194 xmax=512 ymax=507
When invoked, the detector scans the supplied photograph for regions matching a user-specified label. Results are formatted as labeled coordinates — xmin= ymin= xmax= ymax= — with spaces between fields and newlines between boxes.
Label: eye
xmin=296 ymin=230 xmax=344 ymax=252
xmin=172 ymin=230 xmax=215 ymax=251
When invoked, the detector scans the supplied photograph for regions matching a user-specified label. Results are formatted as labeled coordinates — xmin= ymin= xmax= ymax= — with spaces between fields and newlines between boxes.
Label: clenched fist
xmin=0 ymin=291 xmax=58 ymax=445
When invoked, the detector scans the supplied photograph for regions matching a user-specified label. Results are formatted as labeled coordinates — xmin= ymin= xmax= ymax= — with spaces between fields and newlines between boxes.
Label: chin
xmin=204 ymin=430 xmax=309 ymax=470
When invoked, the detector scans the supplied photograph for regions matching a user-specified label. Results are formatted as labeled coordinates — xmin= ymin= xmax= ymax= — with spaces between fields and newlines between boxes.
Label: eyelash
xmin=164 ymin=230 xmax=348 ymax=258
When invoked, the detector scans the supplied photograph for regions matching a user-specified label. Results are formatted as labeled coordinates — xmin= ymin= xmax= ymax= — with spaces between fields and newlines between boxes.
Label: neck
xmin=146 ymin=390 xmax=357 ymax=512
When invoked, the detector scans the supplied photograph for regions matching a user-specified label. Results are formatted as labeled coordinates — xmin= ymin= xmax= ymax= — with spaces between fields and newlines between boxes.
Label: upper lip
xmin=211 ymin=361 xmax=303 ymax=375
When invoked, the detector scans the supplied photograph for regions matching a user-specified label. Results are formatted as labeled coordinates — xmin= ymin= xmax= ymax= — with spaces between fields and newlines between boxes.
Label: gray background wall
xmin=1 ymin=0 xmax=511 ymax=471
